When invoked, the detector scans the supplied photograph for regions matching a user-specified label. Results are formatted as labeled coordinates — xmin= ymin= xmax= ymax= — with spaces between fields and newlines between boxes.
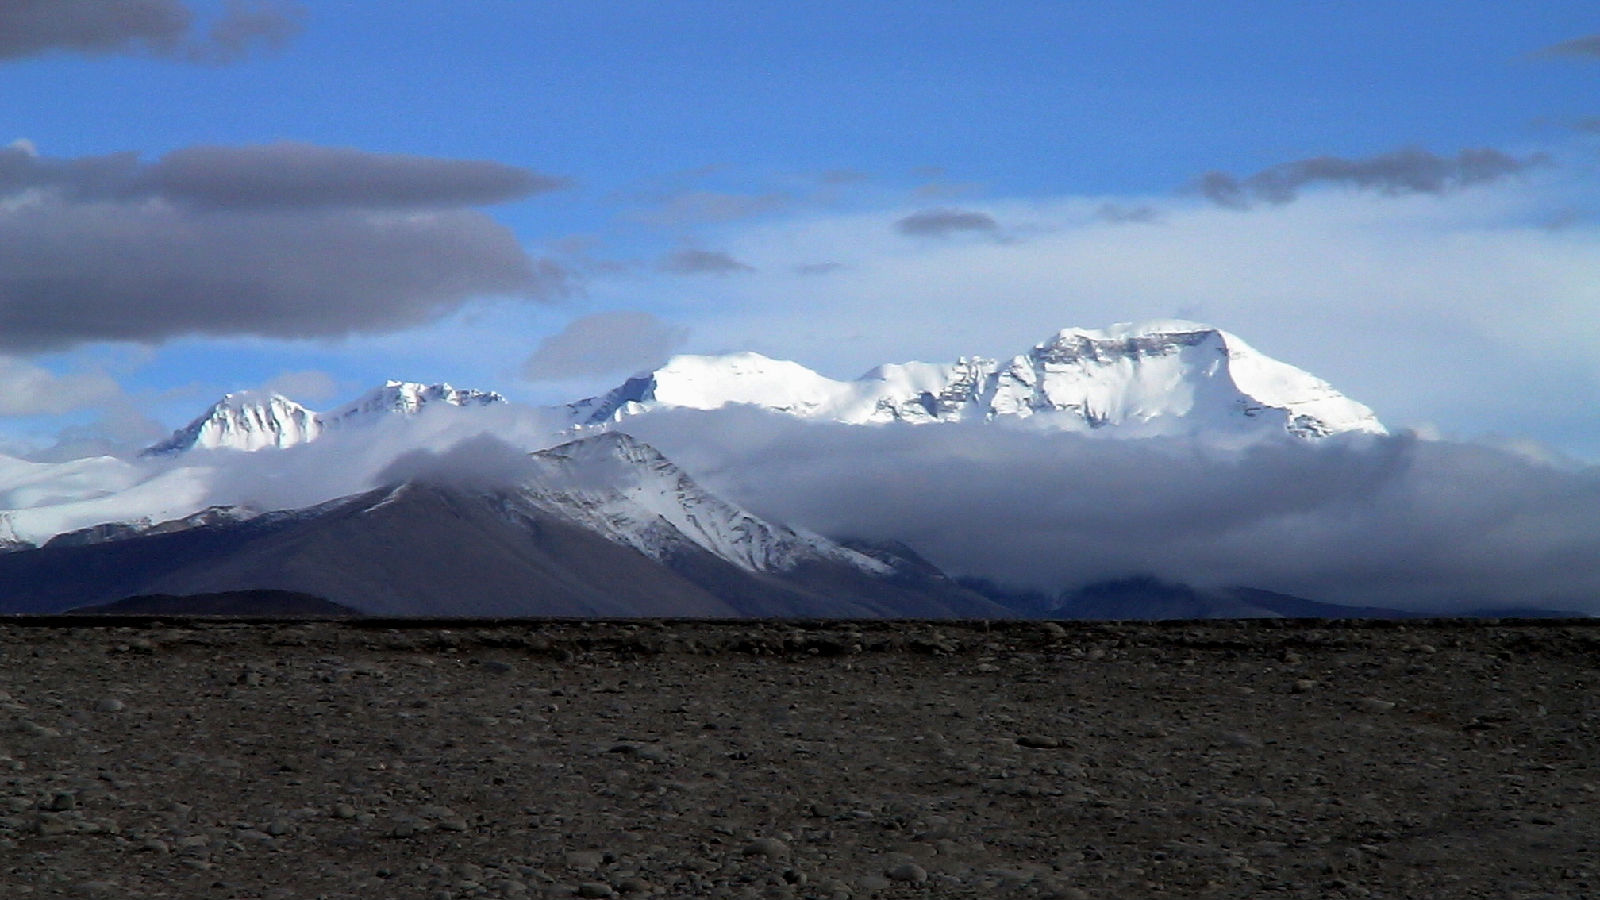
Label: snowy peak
xmin=564 ymin=354 xmax=846 ymax=424
xmin=520 ymin=432 xmax=888 ymax=575
xmin=324 ymin=380 xmax=505 ymax=427
xmin=145 ymin=380 xmax=507 ymax=455
xmin=570 ymin=321 xmax=1385 ymax=439
xmin=144 ymin=392 xmax=321 ymax=455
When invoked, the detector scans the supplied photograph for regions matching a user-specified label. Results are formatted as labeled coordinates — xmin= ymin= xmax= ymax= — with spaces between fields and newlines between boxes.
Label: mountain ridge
xmin=0 ymin=432 xmax=1007 ymax=617
xmin=566 ymin=321 xmax=1385 ymax=439
xmin=145 ymin=380 xmax=507 ymax=456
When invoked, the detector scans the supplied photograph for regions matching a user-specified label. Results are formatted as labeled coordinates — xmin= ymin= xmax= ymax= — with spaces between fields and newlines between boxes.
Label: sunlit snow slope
xmin=569 ymin=321 xmax=1385 ymax=439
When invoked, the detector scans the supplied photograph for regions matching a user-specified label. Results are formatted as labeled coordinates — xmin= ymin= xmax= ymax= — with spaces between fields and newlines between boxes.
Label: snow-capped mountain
xmin=144 ymin=392 xmax=321 ymax=455
xmin=519 ymin=432 xmax=889 ymax=575
xmin=145 ymin=380 xmax=506 ymax=455
xmin=323 ymin=380 xmax=505 ymax=428
xmin=569 ymin=321 xmax=1385 ymax=439
xmin=0 ymin=433 xmax=1001 ymax=618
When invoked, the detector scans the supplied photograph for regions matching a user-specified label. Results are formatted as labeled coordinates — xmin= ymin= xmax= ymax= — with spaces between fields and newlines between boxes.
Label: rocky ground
xmin=0 ymin=618 xmax=1596 ymax=899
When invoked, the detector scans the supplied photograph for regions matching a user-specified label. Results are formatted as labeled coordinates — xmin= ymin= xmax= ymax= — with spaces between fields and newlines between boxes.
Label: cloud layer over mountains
xmin=619 ymin=408 xmax=1600 ymax=614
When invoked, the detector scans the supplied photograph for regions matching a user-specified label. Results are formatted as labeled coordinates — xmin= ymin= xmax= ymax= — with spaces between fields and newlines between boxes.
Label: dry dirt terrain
xmin=0 ymin=618 xmax=1596 ymax=899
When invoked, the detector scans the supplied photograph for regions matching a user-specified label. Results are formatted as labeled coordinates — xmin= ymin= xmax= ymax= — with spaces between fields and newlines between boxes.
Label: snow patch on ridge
xmin=144 ymin=380 xmax=507 ymax=456
xmin=519 ymin=432 xmax=890 ymax=575
xmin=145 ymin=392 xmax=321 ymax=455
xmin=568 ymin=320 xmax=1386 ymax=440
xmin=324 ymin=380 xmax=506 ymax=427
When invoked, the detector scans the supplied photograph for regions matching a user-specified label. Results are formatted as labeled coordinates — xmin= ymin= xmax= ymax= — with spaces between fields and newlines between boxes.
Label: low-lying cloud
xmin=0 ymin=142 xmax=572 ymax=351
xmin=374 ymin=432 xmax=541 ymax=493
xmin=0 ymin=0 xmax=304 ymax=63
xmin=620 ymin=408 xmax=1600 ymax=614
xmin=1198 ymin=147 xmax=1544 ymax=208
xmin=0 ymin=356 xmax=121 ymax=415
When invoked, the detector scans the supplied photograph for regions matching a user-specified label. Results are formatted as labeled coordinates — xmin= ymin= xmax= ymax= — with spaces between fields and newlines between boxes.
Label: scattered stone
xmin=1219 ymin=731 xmax=1263 ymax=748
xmin=0 ymin=620 xmax=1589 ymax=899
xmin=886 ymin=862 xmax=929 ymax=883
xmin=18 ymin=720 xmax=60 ymax=738
xmin=566 ymin=850 xmax=607 ymax=870
xmin=388 ymin=818 xmax=425 ymax=838
xmin=743 ymin=837 xmax=791 ymax=860
xmin=93 ymin=698 xmax=125 ymax=713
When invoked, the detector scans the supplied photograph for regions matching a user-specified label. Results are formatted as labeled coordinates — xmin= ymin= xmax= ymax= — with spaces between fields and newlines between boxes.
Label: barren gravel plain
xmin=1 ymin=618 xmax=1597 ymax=899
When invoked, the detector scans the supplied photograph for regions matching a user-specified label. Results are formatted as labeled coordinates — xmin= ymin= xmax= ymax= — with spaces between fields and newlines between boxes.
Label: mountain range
xmin=566 ymin=321 xmax=1385 ymax=439
xmin=0 ymin=321 xmax=1418 ymax=618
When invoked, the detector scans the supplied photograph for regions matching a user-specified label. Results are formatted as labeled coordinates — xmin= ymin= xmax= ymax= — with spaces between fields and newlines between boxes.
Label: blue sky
xmin=3 ymin=1 xmax=1600 ymax=458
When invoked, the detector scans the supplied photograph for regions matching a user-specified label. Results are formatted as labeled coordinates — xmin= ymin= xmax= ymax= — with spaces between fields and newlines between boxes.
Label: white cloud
xmin=262 ymin=369 xmax=340 ymax=402
xmin=610 ymin=170 xmax=1600 ymax=455
xmin=522 ymin=311 xmax=688 ymax=381
xmin=0 ymin=356 xmax=120 ymax=415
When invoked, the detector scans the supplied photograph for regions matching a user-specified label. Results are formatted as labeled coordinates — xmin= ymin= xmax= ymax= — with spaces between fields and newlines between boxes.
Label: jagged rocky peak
xmin=325 ymin=380 xmax=506 ymax=426
xmin=144 ymin=391 xmax=321 ymax=455
xmin=568 ymin=320 xmax=1386 ymax=439
xmin=522 ymin=431 xmax=889 ymax=576
xmin=147 ymin=380 xmax=509 ymax=455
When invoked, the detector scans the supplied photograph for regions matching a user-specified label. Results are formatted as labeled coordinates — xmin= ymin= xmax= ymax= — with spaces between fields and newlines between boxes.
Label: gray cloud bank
xmin=621 ymin=409 xmax=1600 ymax=614
xmin=1198 ymin=147 xmax=1544 ymax=208
xmin=0 ymin=0 xmax=304 ymax=63
xmin=0 ymin=142 xmax=570 ymax=350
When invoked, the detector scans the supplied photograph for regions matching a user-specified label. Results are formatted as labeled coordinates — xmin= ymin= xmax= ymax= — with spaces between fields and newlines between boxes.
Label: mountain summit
xmin=568 ymin=321 xmax=1385 ymax=439
xmin=144 ymin=392 xmax=321 ymax=455
xmin=145 ymin=381 xmax=506 ymax=455
xmin=323 ymin=381 xmax=506 ymax=427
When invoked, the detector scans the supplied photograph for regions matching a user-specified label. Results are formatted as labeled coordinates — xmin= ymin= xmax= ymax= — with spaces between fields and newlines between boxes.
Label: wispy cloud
xmin=0 ymin=356 xmax=120 ymax=415
xmin=631 ymin=190 xmax=790 ymax=227
xmin=523 ymin=311 xmax=688 ymax=380
xmin=1537 ymin=33 xmax=1600 ymax=60
xmin=895 ymin=207 xmax=999 ymax=236
xmin=658 ymin=248 xmax=755 ymax=276
xmin=0 ymin=0 xmax=305 ymax=64
xmin=1196 ymin=147 xmax=1545 ymax=208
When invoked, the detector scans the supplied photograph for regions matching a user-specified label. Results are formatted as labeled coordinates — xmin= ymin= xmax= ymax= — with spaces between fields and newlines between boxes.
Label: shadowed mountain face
xmin=68 ymin=590 xmax=362 ymax=617
xmin=0 ymin=478 xmax=1007 ymax=618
